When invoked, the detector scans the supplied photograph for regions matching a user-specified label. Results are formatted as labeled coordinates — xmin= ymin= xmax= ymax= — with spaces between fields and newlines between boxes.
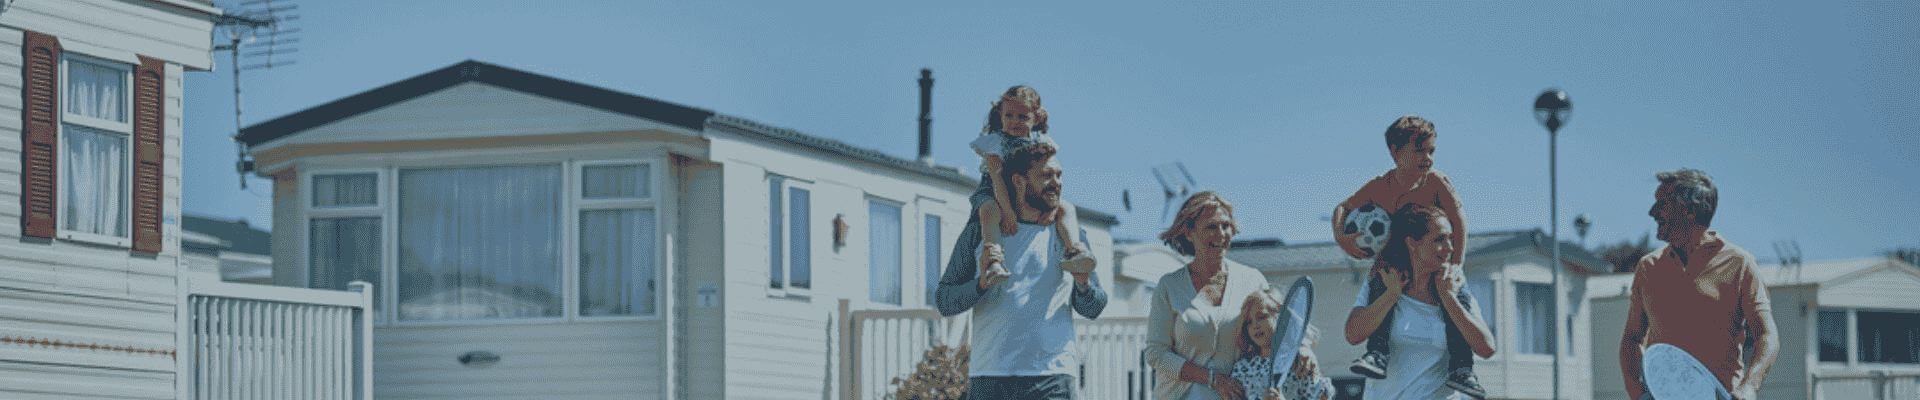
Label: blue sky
xmin=184 ymin=1 xmax=1920 ymax=262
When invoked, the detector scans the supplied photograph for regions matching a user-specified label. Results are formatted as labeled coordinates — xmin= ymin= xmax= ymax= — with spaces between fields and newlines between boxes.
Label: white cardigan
xmin=1145 ymin=261 xmax=1270 ymax=399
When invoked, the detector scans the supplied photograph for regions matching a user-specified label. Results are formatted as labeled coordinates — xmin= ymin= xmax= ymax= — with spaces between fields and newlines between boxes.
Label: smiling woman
xmin=1146 ymin=191 xmax=1272 ymax=400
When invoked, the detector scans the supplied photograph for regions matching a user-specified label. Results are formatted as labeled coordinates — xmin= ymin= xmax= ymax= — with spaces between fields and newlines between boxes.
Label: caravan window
xmin=58 ymin=54 xmax=134 ymax=245
xmin=1857 ymin=311 xmax=1920 ymax=364
xmin=868 ymin=199 xmax=903 ymax=305
xmin=577 ymin=162 xmax=659 ymax=317
xmin=397 ymin=165 xmax=563 ymax=321
xmin=309 ymin=172 xmax=384 ymax=309
xmin=1516 ymin=282 xmax=1557 ymax=355
xmin=768 ymin=176 xmax=812 ymax=294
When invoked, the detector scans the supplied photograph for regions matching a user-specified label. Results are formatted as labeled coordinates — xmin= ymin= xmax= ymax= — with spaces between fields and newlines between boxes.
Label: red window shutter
xmin=132 ymin=56 xmax=165 ymax=254
xmin=19 ymin=31 xmax=59 ymax=239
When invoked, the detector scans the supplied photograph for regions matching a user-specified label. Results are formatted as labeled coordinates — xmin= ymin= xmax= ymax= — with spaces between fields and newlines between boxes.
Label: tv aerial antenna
xmin=214 ymin=0 xmax=300 ymax=189
xmin=1149 ymin=162 xmax=1196 ymax=224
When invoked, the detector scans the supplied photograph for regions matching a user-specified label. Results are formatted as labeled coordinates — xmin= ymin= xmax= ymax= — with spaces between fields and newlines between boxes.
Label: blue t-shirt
xmin=969 ymin=221 xmax=1096 ymax=377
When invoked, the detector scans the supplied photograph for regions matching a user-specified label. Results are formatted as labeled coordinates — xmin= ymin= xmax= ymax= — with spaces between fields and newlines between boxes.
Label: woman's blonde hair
xmin=1235 ymin=288 xmax=1284 ymax=359
xmin=1158 ymin=191 xmax=1239 ymax=256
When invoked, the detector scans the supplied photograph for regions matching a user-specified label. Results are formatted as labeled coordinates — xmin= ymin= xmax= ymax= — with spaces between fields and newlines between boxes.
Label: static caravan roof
xmin=1586 ymin=257 xmax=1920 ymax=299
xmin=1227 ymin=229 xmax=1611 ymax=274
xmin=235 ymin=60 xmax=1119 ymax=226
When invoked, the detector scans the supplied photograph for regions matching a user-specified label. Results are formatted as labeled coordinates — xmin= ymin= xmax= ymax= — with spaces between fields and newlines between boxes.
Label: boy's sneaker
xmin=1062 ymin=249 xmax=1096 ymax=274
xmin=1348 ymin=351 xmax=1387 ymax=379
xmin=1446 ymin=367 xmax=1488 ymax=399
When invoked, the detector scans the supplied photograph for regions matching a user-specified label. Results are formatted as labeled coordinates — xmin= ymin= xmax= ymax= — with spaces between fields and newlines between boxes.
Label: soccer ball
xmin=1342 ymin=204 xmax=1391 ymax=258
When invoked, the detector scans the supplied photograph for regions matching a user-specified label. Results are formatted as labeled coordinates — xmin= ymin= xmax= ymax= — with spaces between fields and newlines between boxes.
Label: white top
xmin=969 ymin=222 xmax=1077 ymax=377
xmin=1145 ymin=262 xmax=1269 ymax=400
xmin=1351 ymin=290 xmax=1466 ymax=400
xmin=1231 ymin=355 xmax=1333 ymax=400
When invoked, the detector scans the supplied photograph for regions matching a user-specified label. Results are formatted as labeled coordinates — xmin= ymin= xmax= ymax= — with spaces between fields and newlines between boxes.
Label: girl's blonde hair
xmin=1235 ymin=288 xmax=1284 ymax=359
xmin=1158 ymin=191 xmax=1239 ymax=257
xmin=982 ymin=85 xmax=1049 ymax=135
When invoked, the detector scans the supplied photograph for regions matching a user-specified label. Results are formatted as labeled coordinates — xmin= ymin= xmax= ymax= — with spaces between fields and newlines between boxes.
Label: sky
xmin=183 ymin=1 xmax=1920 ymax=262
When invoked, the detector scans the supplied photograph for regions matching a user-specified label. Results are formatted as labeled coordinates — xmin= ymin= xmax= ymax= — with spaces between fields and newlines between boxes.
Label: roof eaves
xmin=702 ymin=114 xmax=1120 ymax=227
xmin=239 ymin=60 xmax=714 ymax=147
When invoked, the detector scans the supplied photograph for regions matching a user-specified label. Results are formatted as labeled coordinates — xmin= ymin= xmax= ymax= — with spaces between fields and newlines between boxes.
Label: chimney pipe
xmin=917 ymin=68 xmax=934 ymax=165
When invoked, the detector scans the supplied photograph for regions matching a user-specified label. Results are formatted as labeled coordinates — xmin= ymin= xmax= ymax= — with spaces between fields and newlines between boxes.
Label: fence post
xmin=838 ymin=299 xmax=853 ymax=400
xmin=350 ymin=281 xmax=374 ymax=400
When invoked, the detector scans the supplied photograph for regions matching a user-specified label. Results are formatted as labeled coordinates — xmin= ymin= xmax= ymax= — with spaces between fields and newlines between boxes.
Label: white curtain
xmin=868 ymin=200 xmax=902 ymax=305
xmin=579 ymin=209 xmax=656 ymax=316
xmin=582 ymin=164 xmax=647 ymax=198
xmin=398 ymin=165 xmax=561 ymax=321
xmin=61 ymin=124 xmax=126 ymax=237
xmin=1518 ymin=283 xmax=1557 ymax=355
xmin=768 ymin=178 xmax=785 ymax=289
xmin=313 ymin=173 xmax=377 ymax=207
xmin=310 ymin=217 xmax=382 ymax=307
xmin=788 ymin=187 xmax=811 ymax=289
xmin=66 ymin=59 xmax=126 ymax=123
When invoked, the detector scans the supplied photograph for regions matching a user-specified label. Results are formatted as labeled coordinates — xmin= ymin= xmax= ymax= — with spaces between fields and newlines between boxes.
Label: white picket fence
xmin=183 ymin=280 xmax=373 ymax=399
xmin=1072 ymin=316 xmax=1151 ymax=400
xmin=839 ymin=299 xmax=1150 ymax=400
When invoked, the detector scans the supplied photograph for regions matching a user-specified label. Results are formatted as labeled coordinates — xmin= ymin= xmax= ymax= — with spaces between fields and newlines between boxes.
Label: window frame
xmin=1817 ymin=309 xmax=1850 ymax=363
xmin=54 ymin=52 xmax=135 ymax=247
xmin=1820 ymin=307 xmax=1920 ymax=368
xmin=303 ymin=168 xmax=388 ymax=314
xmin=1513 ymin=281 xmax=1558 ymax=357
xmin=390 ymin=161 xmax=569 ymax=326
xmin=570 ymin=159 xmax=666 ymax=321
xmin=866 ymin=195 xmax=905 ymax=307
xmin=922 ymin=213 xmax=943 ymax=308
xmin=766 ymin=175 xmax=814 ymax=299
xmin=303 ymin=155 xmax=670 ymax=327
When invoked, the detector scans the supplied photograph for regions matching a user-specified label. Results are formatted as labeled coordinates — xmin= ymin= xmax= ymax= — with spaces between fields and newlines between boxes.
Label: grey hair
xmin=1657 ymin=168 xmax=1718 ymax=227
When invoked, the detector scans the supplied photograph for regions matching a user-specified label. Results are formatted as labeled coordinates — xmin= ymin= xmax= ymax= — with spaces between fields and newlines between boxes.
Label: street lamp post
xmin=1534 ymin=89 xmax=1572 ymax=400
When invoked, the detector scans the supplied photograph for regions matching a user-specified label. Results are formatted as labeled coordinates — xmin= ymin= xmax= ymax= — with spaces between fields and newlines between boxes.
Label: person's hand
xmin=977 ymin=243 xmax=1010 ymax=290
xmin=1435 ymin=264 xmax=1465 ymax=295
xmin=1380 ymin=268 xmax=1408 ymax=296
xmin=998 ymin=213 xmax=1019 ymax=236
xmin=1292 ymin=347 xmax=1321 ymax=379
xmin=1336 ymin=233 xmax=1371 ymax=260
xmin=1209 ymin=372 xmax=1245 ymax=400
xmin=1262 ymin=387 xmax=1286 ymax=400
xmin=1731 ymin=384 xmax=1757 ymax=400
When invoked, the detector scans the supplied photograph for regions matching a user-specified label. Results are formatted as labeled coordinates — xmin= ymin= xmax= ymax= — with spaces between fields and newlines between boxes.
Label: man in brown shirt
xmin=1619 ymin=169 xmax=1778 ymax=400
